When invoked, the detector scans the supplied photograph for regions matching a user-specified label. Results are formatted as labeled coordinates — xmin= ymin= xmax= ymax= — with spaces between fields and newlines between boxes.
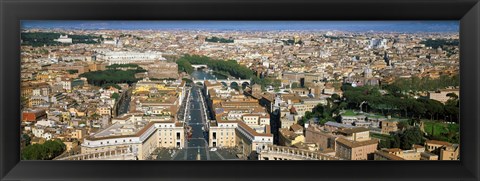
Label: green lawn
xmin=341 ymin=110 xmax=357 ymax=116
xmin=422 ymin=120 xmax=459 ymax=137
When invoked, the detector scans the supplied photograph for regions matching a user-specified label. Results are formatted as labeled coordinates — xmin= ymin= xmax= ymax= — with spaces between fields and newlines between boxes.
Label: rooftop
xmin=336 ymin=137 xmax=378 ymax=148
xmin=336 ymin=127 xmax=370 ymax=135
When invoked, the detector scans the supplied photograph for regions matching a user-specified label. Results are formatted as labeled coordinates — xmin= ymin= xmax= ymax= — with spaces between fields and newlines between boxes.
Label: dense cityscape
xmin=20 ymin=21 xmax=459 ymax=161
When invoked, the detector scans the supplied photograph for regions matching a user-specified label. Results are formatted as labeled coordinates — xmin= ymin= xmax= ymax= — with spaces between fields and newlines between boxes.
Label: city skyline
xmin=20 ymin=21 xmax=460 ymax=161
xmin=22 ymin=21 xmax=459 ymax=32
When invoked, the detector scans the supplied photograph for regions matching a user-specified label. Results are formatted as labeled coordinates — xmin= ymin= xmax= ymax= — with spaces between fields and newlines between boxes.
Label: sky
xmin=21 ymin=21 xmax=459 ymax=33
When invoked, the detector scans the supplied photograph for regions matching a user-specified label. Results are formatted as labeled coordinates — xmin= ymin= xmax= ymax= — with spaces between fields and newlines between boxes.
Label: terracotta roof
xmin=425 ymin=140 xmax=453 ymax=147
xmin=336 ymin=127 xmax=370 ymax=135
xmin=375 ymin=150 xmax=405 ymax=160
xmin=413 ymin=144 xmax=424 ymax=149
xmin=85 ymin=120 xmax=177 ymax=141
xmin=336 ymin=137 xmax=378 ymax=148
xmin=384 ymin=148 xmax=402 ymax=153
xmin=217 ymin=118 xmax=272 ymax=137
xmin=290 ymin=124 xmax=304 ymax=132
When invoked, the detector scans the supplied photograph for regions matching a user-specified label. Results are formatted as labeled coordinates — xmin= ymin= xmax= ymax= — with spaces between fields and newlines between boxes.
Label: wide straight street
xmin=178 ymin=85 xmax=210 ymax=160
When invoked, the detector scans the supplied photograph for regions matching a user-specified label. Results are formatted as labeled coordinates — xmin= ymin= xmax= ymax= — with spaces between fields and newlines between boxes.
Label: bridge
xmin=54 ymin=147 xmax=136 ymax=160
xmin=191 ymin=64 xmax=208 ymax=69
xmin=192 ymin=77 xmax=251 ymax=86
xmin=257 ymin=145 xmax=341 ymax=160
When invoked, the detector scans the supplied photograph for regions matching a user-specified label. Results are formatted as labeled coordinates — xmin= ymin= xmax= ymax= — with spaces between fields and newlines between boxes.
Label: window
xmin=100 ymin=142 xmax=103 ymax=145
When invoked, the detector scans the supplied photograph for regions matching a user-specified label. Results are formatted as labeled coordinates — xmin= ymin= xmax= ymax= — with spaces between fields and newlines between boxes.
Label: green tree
xmin=397 ymin=121 xmax=409 ymax=131
xmin=205 ymin=36 xmax=234 ymax=43
xmin=102 ymin=83 xmax=121 ymax=90
xmin=21 ymin=144 xmax=49 ymax=160
xmin=399 ymin=127 xmax=424 ymax=150
xmin=176 ymin=59 xmax=194 ymax=74
xmin=111 ymin=92 xmax=120 ymax=101
xmin=272 ymin=79 xmax=282 ymax=88
xmin=291 ymin=82 xmax=299 ymax=89
xmin=79 ymin=68 xmax=146 ymax=87
xmin=21 ymin=139 xmax=66 ymax=160
xmin=43 ymin=140 xmax=66 ymax=158
xmin=378 ymin=139 xmax=392 ymax=149
xmin=22 ymin=134 xmax=31 ymax=146
xmin=391 ymin=134 xmax=401 ymax=148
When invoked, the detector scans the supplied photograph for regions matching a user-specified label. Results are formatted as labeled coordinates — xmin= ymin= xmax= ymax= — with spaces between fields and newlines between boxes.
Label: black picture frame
xmin=1 ymin=0 xmax=479 ymax=180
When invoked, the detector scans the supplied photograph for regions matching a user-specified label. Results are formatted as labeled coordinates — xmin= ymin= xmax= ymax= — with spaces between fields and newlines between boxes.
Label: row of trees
xmin=79 ymin=67 xmax=146 ymax=87
xmin=177 ymin=55 xmax=256 ymax=79
xmin=176 ymin=58 xmax=194 ymax=74
xmin=299 ymin=94 xmax=345 ymax=125
xmin=205 ymin=36 xmax=234 ymax=43
xmin=420 ymin=39 xmax=459 ymax=49
xmin=341 ymin=84 xmax=459 ymax=123
xmin=21 ymin=139 xmax=66 ymax=160
xmin=69 ymin=34 xmax=101 ymax=44
xmin=66 ymin=69 xmax=79 ymax=74
xmin=21 ymin=32 xmax=101 ymax=47
xmin=281 ymin=39 xmax=303 ymax=45
xmin=378 ymin=126 xmax=424 ymax=150
xmin=176 ymin=54 xmax=288 ymax=91
xmin=300 ymin=91 xmax=454 ymax=149
xmin=111 ymin=92 xmax=120 ymax=101
xmin=106 ymin=63 xmax=141 ymax=69
xmin=387 ymin=74 xmax=459 ymax=93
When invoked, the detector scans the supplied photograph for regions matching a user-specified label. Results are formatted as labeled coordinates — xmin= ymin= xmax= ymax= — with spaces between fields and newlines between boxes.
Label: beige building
xmin=304 ymin=124 xmax=337 ymax=151
xmin=425 ymin=140 xmax=460 ymax=160
xmin=420 ymin=151 xmax=439 ymax=160
xmin=278 ymin=127 xmax=305 ymax=147
xmin=70 ymin=129 xmax=87 ymax=140
xmin=335 ymin=137 xmax=378 ymax=160
xmin=380 ymin=119 xmax=399 ymax=134
xmin=374 ymin=150 xmax=404 ymax=160
xmin=209 ymin=117 xmax=273 ymax=159
xmin=258 ymin=145 xmax=340 ymax=160
xmin=334 ymin=127 xmax=378 ymax=160
xmin=375 ymin=146 xmax=424 ymax=160
xmin=96 ymin=105 xmax=112 ymax=116
xmin=81 ymin=117 xmax=184 ymax=160
xmin=206 ymin=82 xmax=273 ymax=159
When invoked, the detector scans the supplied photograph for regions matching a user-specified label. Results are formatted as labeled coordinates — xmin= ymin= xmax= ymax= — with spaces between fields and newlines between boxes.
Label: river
xmin=191 ymin=70 xmax=228 ymax=80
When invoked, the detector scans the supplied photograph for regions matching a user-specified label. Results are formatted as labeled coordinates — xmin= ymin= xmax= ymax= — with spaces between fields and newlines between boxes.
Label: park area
xmin=422 ymin=120 xmax=460 ymax=144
